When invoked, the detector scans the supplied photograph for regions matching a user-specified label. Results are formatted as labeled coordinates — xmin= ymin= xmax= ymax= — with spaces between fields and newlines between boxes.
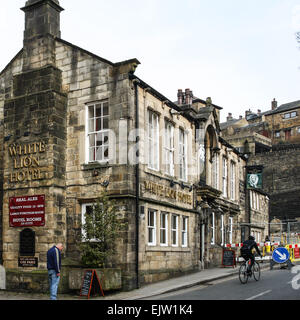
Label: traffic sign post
xmin=270 ymin=247 xmax=293 ymax=270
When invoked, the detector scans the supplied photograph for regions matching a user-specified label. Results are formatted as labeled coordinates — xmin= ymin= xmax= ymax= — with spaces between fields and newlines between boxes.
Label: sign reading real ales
xmin=9 ymin=195 xmax=45 ymax=227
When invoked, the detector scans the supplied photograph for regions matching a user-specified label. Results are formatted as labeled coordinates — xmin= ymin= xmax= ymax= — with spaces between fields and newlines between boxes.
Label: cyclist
xmin=240 ymin=235 xmax=262 ymax=275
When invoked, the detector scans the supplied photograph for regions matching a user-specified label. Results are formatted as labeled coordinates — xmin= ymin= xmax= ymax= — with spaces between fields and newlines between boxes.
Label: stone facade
xmin=221 ymin=99 xmax=300 ymax=148
xmin=264 ymin=100 xmax=300 ymax=144
xmin=2 ymin=64 xmax=68 ymax=268
xmin=0 ymin=0 xmax=268 ymax=292
xmin=221 ymin=100 xmax=300 ymax=227
xmin=248 ymin=146 xmax=300 ymax=222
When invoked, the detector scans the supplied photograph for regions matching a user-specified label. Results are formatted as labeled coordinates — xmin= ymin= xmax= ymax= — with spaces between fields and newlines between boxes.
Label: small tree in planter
xmin=80 ymin=191 xmax=126 ymax=268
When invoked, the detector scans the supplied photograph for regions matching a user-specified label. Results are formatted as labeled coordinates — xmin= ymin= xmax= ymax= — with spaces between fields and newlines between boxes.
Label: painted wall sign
xmin=143 ymin=181 xmax=193 ymax=205
xmin=9 ymin=195 xmax=45 ymax=227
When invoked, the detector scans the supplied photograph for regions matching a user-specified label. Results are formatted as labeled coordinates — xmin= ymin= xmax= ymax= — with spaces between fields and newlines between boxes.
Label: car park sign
xmin=272 ymin=247 xmax=290 ymax=264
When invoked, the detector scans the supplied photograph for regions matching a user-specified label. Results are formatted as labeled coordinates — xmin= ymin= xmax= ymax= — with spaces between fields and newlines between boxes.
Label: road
xmin=144 ymin=265 xmax=300 ymax=300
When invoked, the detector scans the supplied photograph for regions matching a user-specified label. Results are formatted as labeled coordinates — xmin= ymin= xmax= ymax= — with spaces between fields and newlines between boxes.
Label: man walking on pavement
xmin=47 ymin=243 xmax=63 ymax=300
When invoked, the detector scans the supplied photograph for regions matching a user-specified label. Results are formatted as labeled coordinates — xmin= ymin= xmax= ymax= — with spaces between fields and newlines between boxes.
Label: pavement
xmin=0 ymin=261 xmax=273 ymax=300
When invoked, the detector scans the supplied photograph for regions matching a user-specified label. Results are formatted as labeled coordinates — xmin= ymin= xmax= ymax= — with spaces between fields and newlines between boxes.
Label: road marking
xmin=287 ymin=280 xmax=298 ymax=285
xmin=246 ymin=290 xmax=272 ymax=300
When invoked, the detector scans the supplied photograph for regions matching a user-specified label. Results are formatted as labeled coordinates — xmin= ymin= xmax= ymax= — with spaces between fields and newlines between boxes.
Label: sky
xmin=0 ymin=0 xmax=300 ymax=122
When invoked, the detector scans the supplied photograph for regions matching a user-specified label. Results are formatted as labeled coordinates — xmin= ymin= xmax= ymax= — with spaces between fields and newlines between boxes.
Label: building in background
xmin=221 ymin=99 xmax=300 ymax=150
xmin=221 ymin=99 xmax=300 ymax=237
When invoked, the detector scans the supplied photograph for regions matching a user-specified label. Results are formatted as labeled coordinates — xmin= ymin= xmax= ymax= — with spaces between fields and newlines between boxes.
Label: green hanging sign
xmin=247 ymin=173 xmax=262 ymax=189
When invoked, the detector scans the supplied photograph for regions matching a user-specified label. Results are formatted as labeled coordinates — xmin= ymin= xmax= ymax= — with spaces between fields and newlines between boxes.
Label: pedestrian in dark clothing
xmin=47 ymin=243 xmax=63 ymax=300
xmin=240 ymin=236 xmax=262 ymax=274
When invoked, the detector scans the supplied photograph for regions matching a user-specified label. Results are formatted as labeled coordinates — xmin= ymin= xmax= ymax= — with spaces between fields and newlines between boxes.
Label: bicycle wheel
xmin=239 ymin=263 xmax=248 ymax=284
xmin=252 ymin=261 xmax=261 ymax=281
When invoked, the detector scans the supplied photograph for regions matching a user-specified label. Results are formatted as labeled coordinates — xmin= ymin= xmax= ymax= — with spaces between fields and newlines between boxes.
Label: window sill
xmin=147 ymin=243 xmax=157 ymax=247
xmin=146 ymin=246 xmax=190 ymax=252
xmin=81 ymin=162 xmax=112 ymax=171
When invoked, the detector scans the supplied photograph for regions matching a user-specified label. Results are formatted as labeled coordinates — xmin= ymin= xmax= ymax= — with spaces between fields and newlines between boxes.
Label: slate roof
xmin=220 ymin=118 xmax=240 ymax=130
xmin=265 ymin=100 xmax=300 ymax=116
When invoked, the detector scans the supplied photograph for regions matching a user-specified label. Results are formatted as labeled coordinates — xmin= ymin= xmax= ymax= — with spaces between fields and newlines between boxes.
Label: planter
xmin=5 ymin=269 xmax=49 ymax=293
xmin=69 ymin=267 xmax=122 ymax=291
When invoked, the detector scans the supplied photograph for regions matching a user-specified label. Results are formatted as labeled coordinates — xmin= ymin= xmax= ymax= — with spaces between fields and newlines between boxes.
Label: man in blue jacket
xmin=47 ymin=243 xmax=63 ymax=300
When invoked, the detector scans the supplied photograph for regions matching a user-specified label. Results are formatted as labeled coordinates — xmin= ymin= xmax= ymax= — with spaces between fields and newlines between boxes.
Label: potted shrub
xmin=70 ymin=191 xmax=126 ymax=291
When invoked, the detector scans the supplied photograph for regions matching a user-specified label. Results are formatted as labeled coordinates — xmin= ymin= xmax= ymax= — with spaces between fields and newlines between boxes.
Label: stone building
xmin=0 ymin=0 xmax=267 ymax=292
xmin=247 ymin=147 xmax=300 ymax=225
xmin=221 ymin=100 xmax=300 ymax=231
xmin=264 ymin=100 xmax=300 ymax=144
xmin=221 ymin=99 xmax=300 ymax=148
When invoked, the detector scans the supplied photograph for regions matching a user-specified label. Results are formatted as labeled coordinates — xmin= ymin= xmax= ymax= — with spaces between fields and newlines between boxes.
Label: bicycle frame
xmin=239 ymin=258 xmax=261 ymax=284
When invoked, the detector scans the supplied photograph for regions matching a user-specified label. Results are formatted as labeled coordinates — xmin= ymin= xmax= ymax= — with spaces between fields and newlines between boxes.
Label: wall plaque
xmin=9 ymin=195 xmax=45 ymax=227
xmin=18 ymin=257 xmax=38 ymax=268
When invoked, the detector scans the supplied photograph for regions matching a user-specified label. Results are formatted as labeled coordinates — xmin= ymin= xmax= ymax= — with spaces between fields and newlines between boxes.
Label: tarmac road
xmin=144 ymin=265 xmax=300 ymax=300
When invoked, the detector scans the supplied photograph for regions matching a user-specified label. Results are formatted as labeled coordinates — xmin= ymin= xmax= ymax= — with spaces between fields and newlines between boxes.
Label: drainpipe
xmin=245 ymin=165 xmax=251 ymax=238
xmin=133 ymin=78 xmax=140 ymax=289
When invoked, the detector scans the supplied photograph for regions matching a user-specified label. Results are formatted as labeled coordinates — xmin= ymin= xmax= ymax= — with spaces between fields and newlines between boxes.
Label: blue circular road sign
xmin=272 ymin=247 xmax=290 ymax=264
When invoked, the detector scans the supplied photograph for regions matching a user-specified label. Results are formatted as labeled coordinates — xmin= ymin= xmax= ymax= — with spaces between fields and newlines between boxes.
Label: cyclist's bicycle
xmin=239 ymin=257 xmax=261 ymax=284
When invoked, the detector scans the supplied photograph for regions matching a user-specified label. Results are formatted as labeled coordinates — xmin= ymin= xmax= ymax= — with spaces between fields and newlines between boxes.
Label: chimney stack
xmin=21 ymin=0 xmax=64 ymax=71
xmin=245 ymin=109 xmax=251 ymax=119
xmin=177 ymin=89 xmax=183 ymax=105
xmin=227 ymin=113 xmax=233 ymax=122
xmin=185 ymin=89 xmax=190 ymax=105
xmin=271 ymin=98 xmax=277 ymax=110
xmin=177 ymin=88 xmax=194 ymax=105
xmin=21 ymin=0 xmax=63 ymax=42
xmin=190 ymin=90 xmax=193 ymax=104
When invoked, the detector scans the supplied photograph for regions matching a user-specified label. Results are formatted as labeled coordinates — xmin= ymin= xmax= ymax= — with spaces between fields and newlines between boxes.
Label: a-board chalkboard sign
xmin=222 ymin=249 xmax=236 ymax=268
xmin=80 ymin=269 xmax=104 ymax=299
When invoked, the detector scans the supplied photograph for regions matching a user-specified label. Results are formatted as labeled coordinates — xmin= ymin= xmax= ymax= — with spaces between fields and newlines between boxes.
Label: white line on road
xmin=246 ymin=290 xmax=272 ymax=300
xmin=287 ymin=280 xmax=298 ymax=285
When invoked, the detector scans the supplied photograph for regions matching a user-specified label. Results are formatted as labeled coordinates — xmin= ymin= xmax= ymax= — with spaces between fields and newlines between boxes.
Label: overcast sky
xmin=1 ymin=0 xmax=300 ymax=122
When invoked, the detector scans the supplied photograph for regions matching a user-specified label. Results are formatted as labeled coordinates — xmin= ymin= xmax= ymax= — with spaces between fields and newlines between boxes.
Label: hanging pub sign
xmin=247 ymin=173 xmax=262 ymax=189
xmin=246 ymin=165 xmax=263 ymax=190
xmin=9 ymin=195 xmax=45 ymax=227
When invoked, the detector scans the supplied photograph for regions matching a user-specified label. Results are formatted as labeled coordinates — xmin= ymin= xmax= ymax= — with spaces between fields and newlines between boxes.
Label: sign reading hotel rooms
xmin=9 ymin=195 xmax=45 ymax=227
xmin=7 ymin=141 xmax=47 ymax=183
